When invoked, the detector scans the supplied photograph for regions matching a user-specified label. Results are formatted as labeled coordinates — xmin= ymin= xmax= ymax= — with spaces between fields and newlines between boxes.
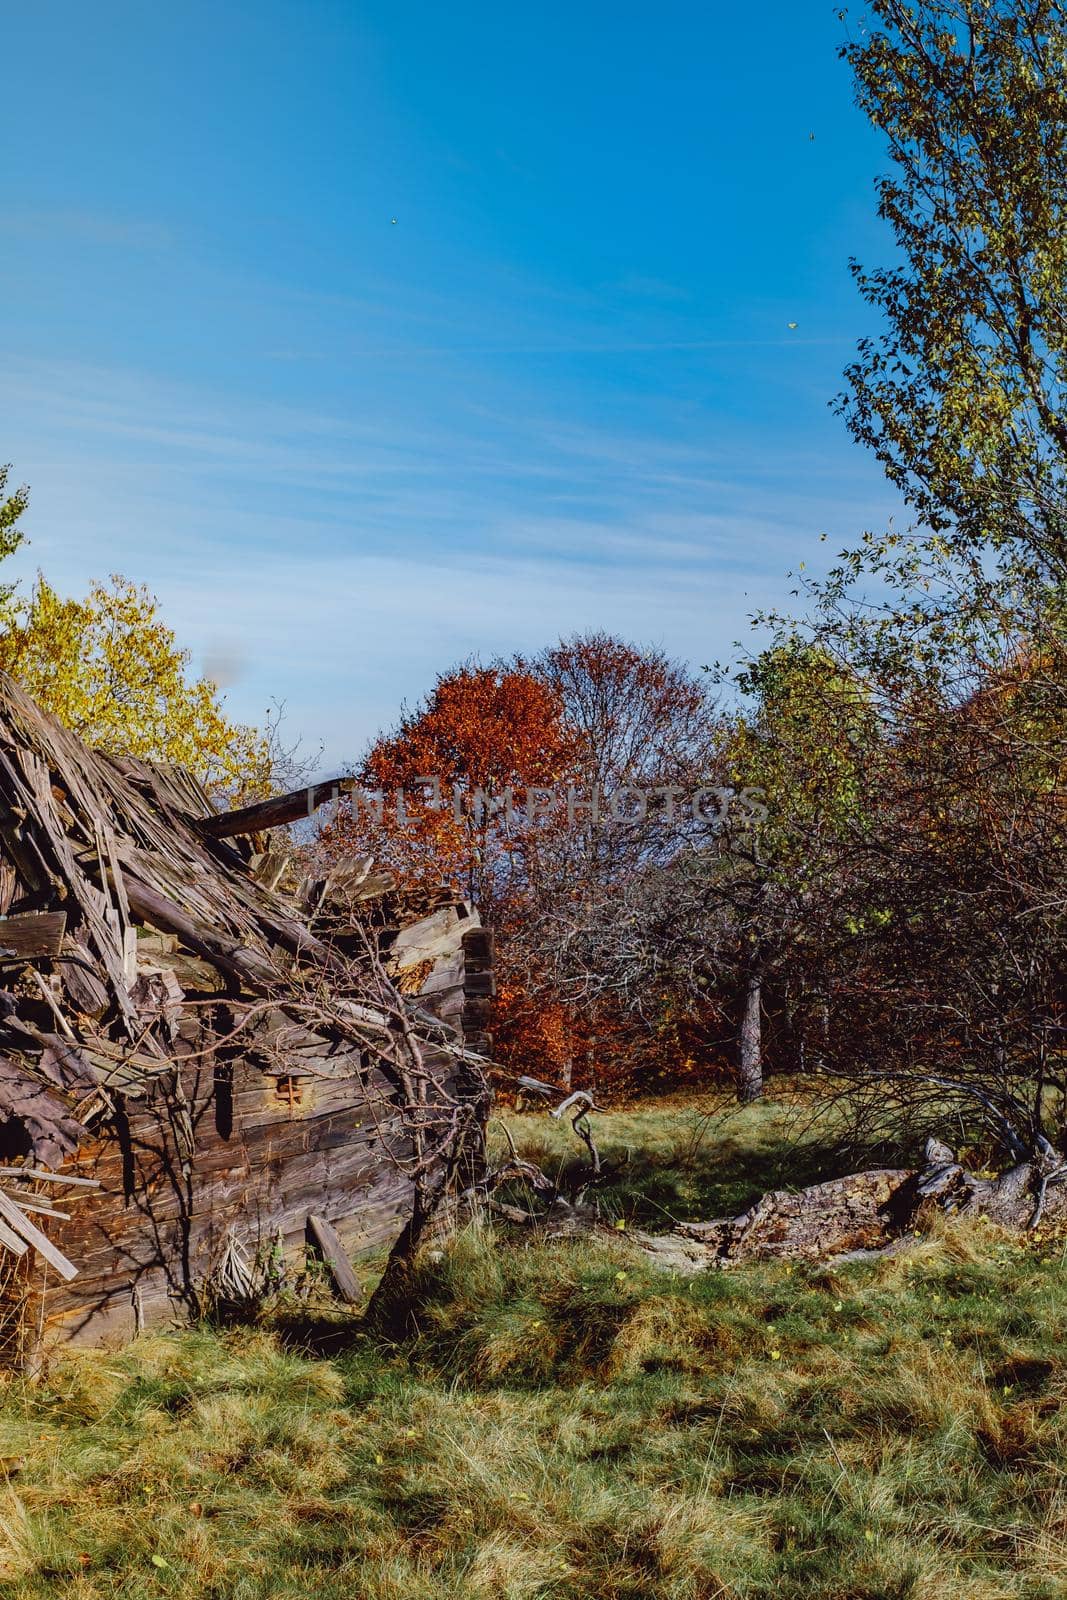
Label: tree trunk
xmin=738 ymin=964 xmax=763 ymax=1102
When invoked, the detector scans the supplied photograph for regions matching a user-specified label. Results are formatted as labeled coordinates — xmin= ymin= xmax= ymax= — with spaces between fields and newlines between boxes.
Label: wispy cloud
xmin=148 ymin=546 xmax=786 ymax=768
xmin=1 ymin=355 xmax=897 ymax=764
xmin=7 ymin=211 xmax=175 ymax=252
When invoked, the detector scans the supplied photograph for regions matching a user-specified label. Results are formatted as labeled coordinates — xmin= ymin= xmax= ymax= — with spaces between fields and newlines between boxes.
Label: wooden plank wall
xmin=20 ymin=1045 xmax=460 ymax=1348
xmin=7 ymin=910 xmax=494 ymax=1353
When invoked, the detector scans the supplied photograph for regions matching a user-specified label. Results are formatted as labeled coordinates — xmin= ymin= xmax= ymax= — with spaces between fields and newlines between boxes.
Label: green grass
xmin=0 ymin=1098 xmax=1064 ymax=1600
xmin=492 ymin=1087 xmax=913 ymax=1223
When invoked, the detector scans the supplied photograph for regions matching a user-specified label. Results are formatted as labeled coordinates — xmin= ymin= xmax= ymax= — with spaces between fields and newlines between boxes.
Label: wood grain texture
xmin=0 ymin=912 xmax=67 ymax=958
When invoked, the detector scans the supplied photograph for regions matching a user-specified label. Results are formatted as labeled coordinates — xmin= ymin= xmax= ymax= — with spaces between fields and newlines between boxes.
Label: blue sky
xmin=2 ymin=0 xmax=902 ymax=771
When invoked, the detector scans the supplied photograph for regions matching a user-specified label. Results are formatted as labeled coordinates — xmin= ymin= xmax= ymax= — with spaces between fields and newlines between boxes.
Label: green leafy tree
xmin=837 ymin=0 xmax=1067 ymax=577
xmin=710 ymin=642 xmax=879 ymax=1099
xmin=0 ymin=572 xmax=272 ymax=799
xmin=0 ymin=472 xmax=275 ymax=799
xmin=753 ymin=0 xmax=1067 ymax=1159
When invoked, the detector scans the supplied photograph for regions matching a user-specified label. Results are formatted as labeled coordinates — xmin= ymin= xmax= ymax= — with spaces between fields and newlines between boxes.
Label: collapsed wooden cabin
xmin=0 ymin=672 xmax=493 ymax=1360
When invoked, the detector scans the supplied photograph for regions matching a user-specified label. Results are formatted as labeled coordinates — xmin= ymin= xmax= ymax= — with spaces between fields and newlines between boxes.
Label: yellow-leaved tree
xmin=0 ymin=570 xmax=272 ymax=801
xmin=0 ymin=466 xmax=28 ymax=609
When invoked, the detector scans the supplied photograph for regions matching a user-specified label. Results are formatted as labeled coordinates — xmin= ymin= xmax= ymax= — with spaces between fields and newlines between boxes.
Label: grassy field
xmin=0 ymin=1098 xmax=1064 ymax=1600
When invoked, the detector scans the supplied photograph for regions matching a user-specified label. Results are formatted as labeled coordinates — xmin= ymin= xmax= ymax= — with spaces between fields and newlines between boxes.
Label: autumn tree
xmin=507 ymin=634 xmax=723 ymax=1084
xmin=317 ymin=638 xmax=725 ymax=1092
xmin=0 ymin=572 xmax=272 ymax=799
xmin=320 ymin=660 xmax=576 ymax=917
xmin=537 ymin=633 xmax=717 ymax=796
xmin=519 ymin=634 xmax=721 ymax=935
xmin=571 ymin=641 xmax=878 ymax=1101
xmin=771 ymin=561 xmax=1067 ymax=1159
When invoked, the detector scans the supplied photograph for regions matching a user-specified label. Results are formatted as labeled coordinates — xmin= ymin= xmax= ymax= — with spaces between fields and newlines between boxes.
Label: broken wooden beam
xmin=0 ymin=1188 xmax=80 ymax=1280
xmin=306 ymin=1213 xmax=362 ymax=1303
xmin=120 ymin=873 xmax=280 ymax=991
xmin=199 ymin=778 xmax=355 ymax=839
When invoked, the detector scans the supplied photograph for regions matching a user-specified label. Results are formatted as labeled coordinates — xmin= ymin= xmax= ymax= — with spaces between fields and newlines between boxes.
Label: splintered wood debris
xmin=0 ymin=671 xmax=493 ymax=1336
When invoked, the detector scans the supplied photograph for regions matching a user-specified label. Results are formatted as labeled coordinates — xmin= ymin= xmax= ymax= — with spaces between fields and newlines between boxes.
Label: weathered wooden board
xmin=19 ymin=1053 xmax=420 ymax=1344
xmin=0 ymin=912 xmax=67 ymax=958
xmin=306 ymin=1214 xmax=362 ymax=1303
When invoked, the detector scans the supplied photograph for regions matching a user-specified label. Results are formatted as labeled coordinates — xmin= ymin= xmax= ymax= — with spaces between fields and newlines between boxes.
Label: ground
xmin=0 ymin=1096 xmax=1064 ymax=1599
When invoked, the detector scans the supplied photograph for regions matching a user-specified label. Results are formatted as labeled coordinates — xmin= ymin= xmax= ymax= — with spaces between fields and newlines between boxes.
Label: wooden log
xmin=389 ymin=907 xmax=462 ymax=967
xmin=121 ymin=873 xmax=279 ymax=991
xmin=199 ymin=778 xmax=355 ymax=839
xmin=306 ymin=1213 xmax=362 ymax=1303
xmin=461 ymin=927 xmax=493 ymax=970
xmin=0 ymin=912 xmax=67 ymax=959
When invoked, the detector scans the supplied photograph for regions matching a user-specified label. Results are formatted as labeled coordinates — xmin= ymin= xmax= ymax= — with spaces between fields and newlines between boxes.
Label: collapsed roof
xmin=0 ymin=671 xmax=488 ymax=1285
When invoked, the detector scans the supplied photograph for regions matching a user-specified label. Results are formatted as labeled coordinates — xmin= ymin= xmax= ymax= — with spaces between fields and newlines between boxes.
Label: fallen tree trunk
xmin=630 ymin=1138 xmax=1067 ymax=1272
